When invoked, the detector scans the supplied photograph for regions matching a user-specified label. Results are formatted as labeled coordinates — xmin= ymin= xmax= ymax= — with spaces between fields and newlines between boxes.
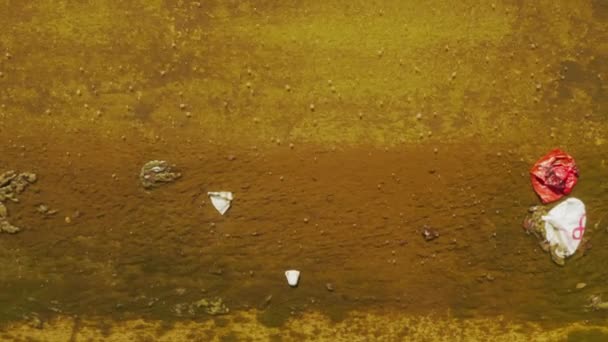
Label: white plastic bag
xmin=541 ymin=197 xmax=586 ymax=259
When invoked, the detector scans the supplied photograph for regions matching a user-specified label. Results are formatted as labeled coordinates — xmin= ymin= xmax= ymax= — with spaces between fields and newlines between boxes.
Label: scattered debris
xmin=207 ymin=191 xmax=233 ymax=215
xmin=0 ymin=170 xmax=37 ymax=234
xmin=172 ymin=302 xmax=194 ymax=317
xmin=586 ymin=295 xmax=608 ymax=310
xmin=23 ymin=313 xmax=43 ymax=330
xmin=422 ymin=225 xmax=439 ymax=241
xmin=139 ymin=160 xmax=181 ymax=188
xmin=36 ymin=204 xmax=58 ymax=217
xmin=259 ymin=294 xmax=273 ymax=310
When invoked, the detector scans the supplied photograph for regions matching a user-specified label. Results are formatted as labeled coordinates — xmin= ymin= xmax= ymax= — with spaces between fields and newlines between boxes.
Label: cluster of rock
xmin=172 ymin=297 xmax=229 ymax=317
xmin=0 ymin=170 xmax=37 ymax=234
xmin=139 ymin=160 xmax=181 ymax=189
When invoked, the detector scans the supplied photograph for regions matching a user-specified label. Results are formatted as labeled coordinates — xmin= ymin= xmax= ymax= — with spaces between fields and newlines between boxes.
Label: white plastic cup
xmin=285 ymin=270 xmax=300 ymax=287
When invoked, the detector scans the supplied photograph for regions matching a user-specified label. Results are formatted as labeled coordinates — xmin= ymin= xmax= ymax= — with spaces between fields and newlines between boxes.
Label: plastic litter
xmin=530 ymin=149 xmax=579 ymax=204
xmin=285 ymin=270 xmax=300 ymax=287
xmin=207 ymin=191 xmax=233 ymax=215
xmin=541 ymin=197 xmax=586 ymax=264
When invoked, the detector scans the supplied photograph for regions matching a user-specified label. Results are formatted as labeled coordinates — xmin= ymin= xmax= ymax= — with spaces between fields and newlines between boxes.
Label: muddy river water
xmin=0 ymin=0 xmax=607 ymax=341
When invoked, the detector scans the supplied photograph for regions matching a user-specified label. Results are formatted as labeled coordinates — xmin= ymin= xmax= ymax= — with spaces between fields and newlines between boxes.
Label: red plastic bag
xmin=530 ymin=149 xmax=579 ymax=204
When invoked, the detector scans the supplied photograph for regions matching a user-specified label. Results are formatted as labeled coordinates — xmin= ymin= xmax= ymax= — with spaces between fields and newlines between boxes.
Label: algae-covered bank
xmin=1 ymin=0 xmax=607 ymax=340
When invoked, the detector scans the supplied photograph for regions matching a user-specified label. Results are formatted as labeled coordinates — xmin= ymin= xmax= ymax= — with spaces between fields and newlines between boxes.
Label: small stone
xmin=576 ymin=282 xmax=587 ymax=289
xmin=422 ymin=225 xmax=439 ymax=241
xmin=325 ymin=283 xmax=334 ymax=292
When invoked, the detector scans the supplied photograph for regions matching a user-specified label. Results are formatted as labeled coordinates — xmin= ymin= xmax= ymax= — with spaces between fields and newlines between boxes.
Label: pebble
xmin=576 ymin=282 xmax=587 ymax=289
xmin=325 ymin=283 xmax=334 ymax=292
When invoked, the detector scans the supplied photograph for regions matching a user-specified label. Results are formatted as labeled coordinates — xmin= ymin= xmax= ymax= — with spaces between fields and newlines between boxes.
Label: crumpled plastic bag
xmin=524 ymin=198 xmax=586 ymax=266
xmin=541 ymin=197 xmax=586 ymax=263
xmin=529 ymin=149 xmax=579 ymax=204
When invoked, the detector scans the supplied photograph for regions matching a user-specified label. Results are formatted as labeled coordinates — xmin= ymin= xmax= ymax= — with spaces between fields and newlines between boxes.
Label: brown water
xmin=1 ymin=0 xmax=607 ymax=340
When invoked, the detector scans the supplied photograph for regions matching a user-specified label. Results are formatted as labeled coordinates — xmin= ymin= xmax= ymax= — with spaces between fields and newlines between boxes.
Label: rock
xmin=422 ymin=225 xmax=439 ymax=241
xmin=0 ymin=203 xmax=6 ymax=219
xmin=0 ymin=220 xmax=20 ymax=234
xmin=325 ymin=283 xmax=335 ymax=292
xmin=22 ymin=172 xmax=37 ymax=184
xmin=0 ymin=170 xmax=17 ymax=187
xmin=576 ymin=282 xmax=587 ymax=289
xmin=139 ymin=160 xmax=181 ymax=188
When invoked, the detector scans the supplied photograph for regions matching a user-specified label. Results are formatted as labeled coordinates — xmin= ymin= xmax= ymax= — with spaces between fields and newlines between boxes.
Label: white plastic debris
xmin=541 ymin=197 xmax=586 ymax=259
xmin=207 ymin=191 xmax=233 ymax=215
xmin=285 ymin=270 xmax=300 ymax=287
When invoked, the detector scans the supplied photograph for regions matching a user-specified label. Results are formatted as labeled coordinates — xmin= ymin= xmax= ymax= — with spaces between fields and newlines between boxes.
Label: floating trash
xmin=523 ymin=198 xmax=586 ymax=266
xmin=285 ymin=270 xmax=300 ymax=287
xmin=208 ymin=191 xmax=233 ymax=215
xmin=530 ymin=149 xmax=578 ymax=204
xmin=541 ymin=197 xmax=586 ymax=265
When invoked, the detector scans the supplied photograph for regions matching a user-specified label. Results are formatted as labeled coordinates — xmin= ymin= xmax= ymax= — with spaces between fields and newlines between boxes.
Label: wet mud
xmin=0 ymin=0 xmax=607 ymax=340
